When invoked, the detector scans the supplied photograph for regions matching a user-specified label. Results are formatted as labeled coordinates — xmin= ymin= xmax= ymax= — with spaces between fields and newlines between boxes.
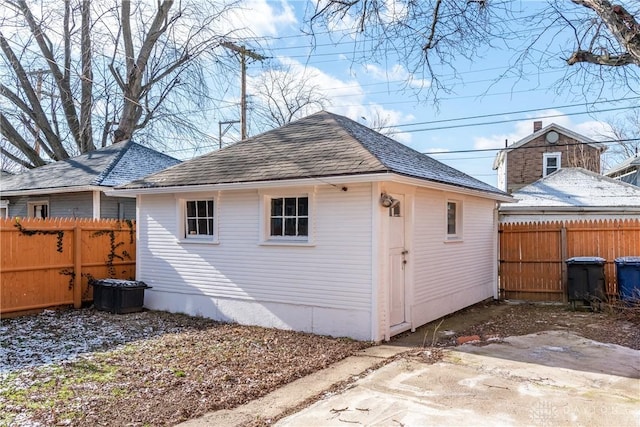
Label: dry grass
xmin=0 ymin=309 xmax=368 ymax=427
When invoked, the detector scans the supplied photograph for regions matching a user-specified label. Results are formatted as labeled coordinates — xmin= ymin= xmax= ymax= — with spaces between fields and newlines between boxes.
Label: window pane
xmin=284 ymin=218 xmax=296 ymax=236
xmin=207 ymin=219 xmax=214 ymax=235
xmin=197 ymin=200 xmax=207 ymax=216
xmin=270 ymin=218 xmax=282 ymax=236
xmin=197 ymin=219 xmax=207 ymax=234
xmin=298 ymin=197 xmax=308 ymax=216
xmin=547 ymin=157 xmax=557 ymax=167
xmin=207 ymin=200 xmax=214 ymax=216
xmin=186 ymin=201 xmax=196 ymax=217
xmin=447 ymin=202 xmax=457 ymax=235
xmin=298 ymin=218 xmax=308 ymax=236
xmin=271 ymin=198 xmax=283 ymax=216
xmin=284 ymin=197 xmax=296 ymax=216
xmin=187 ymin=219 xmax=197 ymax=235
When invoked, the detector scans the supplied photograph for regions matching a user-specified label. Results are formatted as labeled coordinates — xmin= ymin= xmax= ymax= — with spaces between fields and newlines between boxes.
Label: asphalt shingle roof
xmin=0 ymin=140 xmax=180 ymax=193
xmin=500 ymin=167 xmax=640 ymax=208
xmin=123 ymin=111 xmax=504 ymax=196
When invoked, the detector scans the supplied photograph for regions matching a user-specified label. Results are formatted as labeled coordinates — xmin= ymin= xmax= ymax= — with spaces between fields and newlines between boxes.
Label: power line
xmin=403 ymin=105 xmax=638 ymax=134
xmin=425 ymin=138 xmax=640 ymax=155
xmin=384 ymin=97 xmax=640 ymax=129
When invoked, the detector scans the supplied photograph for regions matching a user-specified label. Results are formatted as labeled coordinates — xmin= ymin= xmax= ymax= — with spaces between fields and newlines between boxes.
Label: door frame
xmin=373 ymin=183 xmax=415 ymax=341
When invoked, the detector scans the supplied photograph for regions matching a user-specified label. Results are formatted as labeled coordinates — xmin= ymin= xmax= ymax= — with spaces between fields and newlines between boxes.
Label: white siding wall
xmin=412 ymin=188 xmax=497 ymax=327
xmin=138 ymin=183 xmax=374 ymax=340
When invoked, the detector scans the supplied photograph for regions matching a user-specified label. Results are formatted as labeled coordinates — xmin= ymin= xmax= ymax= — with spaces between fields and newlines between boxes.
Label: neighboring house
xmin=0 ymin=170 xmax=13 ymax=218
xmin=0 ymin=140 xmax=180 ymax=219
xmin=605 ymin=153 xmax=640 ymax=186
xmin=114 ymin=111 xmax=512 ymax=341
xmin=499 ymin=167 xmax=640 ymax=223
xmin=493 ymin=121 xmax=605 ymax=194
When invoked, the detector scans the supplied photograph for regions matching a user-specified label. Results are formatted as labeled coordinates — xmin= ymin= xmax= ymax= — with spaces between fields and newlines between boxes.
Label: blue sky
xmin=185 ymin=0 xmax=636 ymax=187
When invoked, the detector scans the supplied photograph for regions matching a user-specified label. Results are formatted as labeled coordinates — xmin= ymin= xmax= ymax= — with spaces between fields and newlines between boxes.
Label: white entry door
xmin=388 ymin=194 xmax=406 ymax=327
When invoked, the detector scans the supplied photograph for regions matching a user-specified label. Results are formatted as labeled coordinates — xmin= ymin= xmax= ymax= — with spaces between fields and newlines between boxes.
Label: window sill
xmin=179 ymin=238 xmax=220 ymax=246
xmin=259 ymin=240 xmax=315 ymax=247
xmin=444 ymin=237 xmax=464 ymax=243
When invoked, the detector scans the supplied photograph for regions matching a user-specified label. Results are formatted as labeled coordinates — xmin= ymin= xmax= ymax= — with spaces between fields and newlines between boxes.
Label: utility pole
xmin=219 ymin=120 xmax=240 ymax=149
xmin=221 ymin=42 xmax=266 ymax=140
xmin=26 ymin=69 xmax=51 ymax=155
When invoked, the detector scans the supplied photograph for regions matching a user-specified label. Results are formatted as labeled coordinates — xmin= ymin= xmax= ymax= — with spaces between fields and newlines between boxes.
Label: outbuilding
xmin=115 ymin=111 xmax=511 ymax=341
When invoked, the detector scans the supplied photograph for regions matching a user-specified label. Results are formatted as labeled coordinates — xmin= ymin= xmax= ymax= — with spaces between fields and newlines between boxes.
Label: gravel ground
xmin=1 ymin=302 xmax=638 ymax=427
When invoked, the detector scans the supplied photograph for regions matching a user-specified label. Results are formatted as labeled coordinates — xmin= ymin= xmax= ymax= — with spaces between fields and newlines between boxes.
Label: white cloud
xmin=249 ymin=57 xmax=414 ymax=143
xmin=472 ymin=110 xmax=613 ymax=150
xmin=363 ymin=64 xmax=430 ymax=89
xmin=227 ymin=0 xmax=297 ymax=37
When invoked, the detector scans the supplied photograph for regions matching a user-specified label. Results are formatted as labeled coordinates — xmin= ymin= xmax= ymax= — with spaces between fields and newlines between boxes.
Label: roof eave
xmin=1 ymin=185 xmax=109 ymax=197
xmin=499 ymin=205 xmax=640 ymax=213
xmin=109 ymin=171 xmax=514 ymax=202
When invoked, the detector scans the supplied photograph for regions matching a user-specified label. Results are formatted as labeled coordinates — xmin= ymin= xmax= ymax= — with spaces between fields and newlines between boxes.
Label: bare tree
xmin=1 ymin=0 xmax=238 ymax=168
xmin=250 ymin=64 xmax=329 ymax=131
xmin=601 ymin=110 xmax=640 ymax=168
xmin=307 ymin=1 xmax=640 ymax=100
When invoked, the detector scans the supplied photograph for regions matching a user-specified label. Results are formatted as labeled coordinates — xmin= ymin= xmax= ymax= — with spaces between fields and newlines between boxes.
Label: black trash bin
xmin=565 ymin=257 xmax=606 ymax=308
xmin=615 ymin=257 xmax=640 ymax=301
xmin=90 ymin=279 xmax=151 ymax=314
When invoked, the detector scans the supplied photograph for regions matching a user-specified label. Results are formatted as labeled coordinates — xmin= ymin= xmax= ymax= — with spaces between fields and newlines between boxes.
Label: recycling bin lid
xmin=614 ymin=256 xmax=640 ymax=265
xmin=565 ymin=256 xmax=606 ymax=264
xmin=90 ymin=278 xmax=150 ymax=288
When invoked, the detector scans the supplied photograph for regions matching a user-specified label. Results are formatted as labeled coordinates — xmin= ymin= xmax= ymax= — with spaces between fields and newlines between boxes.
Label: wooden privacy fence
xmin=499 ymin=219 xmax=640 ymax=301
xmin=0 ymin=217 xmax=136 ymax=315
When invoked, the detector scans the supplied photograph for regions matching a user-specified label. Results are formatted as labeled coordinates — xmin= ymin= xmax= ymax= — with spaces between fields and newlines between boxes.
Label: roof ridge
xmin=92 ymin=140 xmax=133 ymax=185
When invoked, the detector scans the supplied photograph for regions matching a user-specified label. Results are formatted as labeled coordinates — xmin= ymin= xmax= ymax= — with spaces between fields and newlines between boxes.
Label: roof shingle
xmin=1 ymin=140 xmax=180 ymax=193
xmin=123 ymin=111 xmax=504 ymax=196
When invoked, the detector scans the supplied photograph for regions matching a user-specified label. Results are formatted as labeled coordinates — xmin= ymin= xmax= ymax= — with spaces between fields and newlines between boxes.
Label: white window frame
xmin=27 ymin=200 xmax=49 ymax=219
xmin=259 ymin=188 xmax=315 ymax=246
xmin=445 ymin=199 xmax=463 ymax=241
xmin=543 ymin=152 xmax=561 ymax=177
xmin=0 ymin=200 xmax=9 ymax=218
xmin=176 ymin=193 xmax=219 ymax=244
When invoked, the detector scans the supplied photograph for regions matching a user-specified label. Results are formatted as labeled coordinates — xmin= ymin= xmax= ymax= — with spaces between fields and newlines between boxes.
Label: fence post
xmin=73 ymin=222 xmax=82 ymax=308
xmin=560 ymin=223 xmax=567 ymax=303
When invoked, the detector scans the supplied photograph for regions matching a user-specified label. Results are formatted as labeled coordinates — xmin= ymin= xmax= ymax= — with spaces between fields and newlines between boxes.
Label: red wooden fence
xmin=1 ymin=217 xmax=136 ymax=315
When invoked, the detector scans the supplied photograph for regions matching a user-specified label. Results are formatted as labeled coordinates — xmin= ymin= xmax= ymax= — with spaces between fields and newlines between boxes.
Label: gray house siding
xmin=101 ymin=193 xmax=136 ymax=219
xmin=49 ymin=192 xmax=94 ymax=218
xmin=7 ymin=196 xmax=29 ymax=218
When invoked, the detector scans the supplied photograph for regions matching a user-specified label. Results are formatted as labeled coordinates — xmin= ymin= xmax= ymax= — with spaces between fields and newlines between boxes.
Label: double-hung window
xmin=185 ymin=199 xmax=214 ymax=238
xmin=543 ymin=152 xmax=561 ymax=177
xmin=270 ymin=196 xmax=308 ymax=238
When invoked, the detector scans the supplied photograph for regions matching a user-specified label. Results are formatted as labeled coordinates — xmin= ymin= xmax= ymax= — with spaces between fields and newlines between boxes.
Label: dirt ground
xmin=1 ymin=301 xmax=638 ymax=427
xmin=395 ymin=300 xmax=640 ymax=350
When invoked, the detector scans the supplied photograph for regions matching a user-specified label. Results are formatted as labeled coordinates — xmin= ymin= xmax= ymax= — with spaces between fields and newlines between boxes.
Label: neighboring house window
xmin=446 ymin=200 xmax=462 ymax=240
xmin=0 ymin=200 xmax=8 ymax=218
xmin=270 ymin=196 xmax=308 ymax=238
xmin=28 ymin=200 xmax=49 ymax=219
xmin=543 ymin=152 xmax=561 ymax=177
xmin=185 ymin=199 xmax=214 ymax=237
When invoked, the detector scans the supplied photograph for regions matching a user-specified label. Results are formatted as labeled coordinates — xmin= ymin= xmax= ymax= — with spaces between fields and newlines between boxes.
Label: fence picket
xmin=0 ymin=217 xmax=136 ymax=315
xmin=499 ymin=219 xmax=640 ymax=301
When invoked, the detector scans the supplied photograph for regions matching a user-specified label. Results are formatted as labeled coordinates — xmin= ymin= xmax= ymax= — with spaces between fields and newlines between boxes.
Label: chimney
xmin=533 ymin=121 xmax=542 ymax=132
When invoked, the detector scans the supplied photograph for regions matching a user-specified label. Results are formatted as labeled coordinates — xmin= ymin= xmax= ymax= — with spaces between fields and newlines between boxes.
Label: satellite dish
xmin=546 ymin=131 xmax=559 ymax=144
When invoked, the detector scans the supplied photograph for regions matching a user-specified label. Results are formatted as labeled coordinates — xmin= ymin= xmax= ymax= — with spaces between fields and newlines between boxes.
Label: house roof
xmin=500 ymin=167 xmax=640 ymax=210
xmin=0 ymin=140 xmax=180 ymax=195
xmin=121 ymin=111 xmax=505 ymax=196
xmin=492 ymin=123 xmax=604 ymax=170
xmin=605 ymin=153 xmax=640 ymax=176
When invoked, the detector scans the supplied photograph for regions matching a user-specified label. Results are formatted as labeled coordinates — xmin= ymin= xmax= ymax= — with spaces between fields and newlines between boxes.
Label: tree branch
xmin=570 ymin=0 xmax=640 ymax=66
